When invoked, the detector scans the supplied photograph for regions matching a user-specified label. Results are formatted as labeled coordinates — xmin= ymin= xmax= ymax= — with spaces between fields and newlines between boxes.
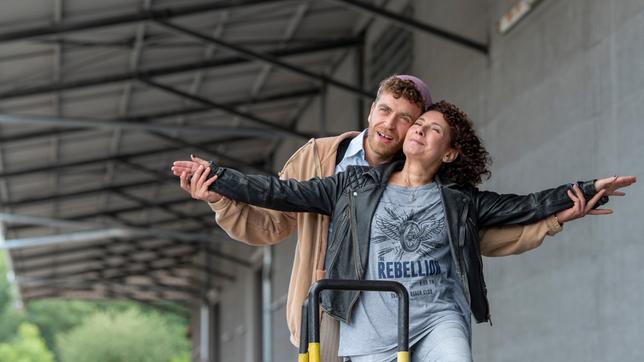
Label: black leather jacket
xmin=208 ymin=160 xmax=600 ymax=324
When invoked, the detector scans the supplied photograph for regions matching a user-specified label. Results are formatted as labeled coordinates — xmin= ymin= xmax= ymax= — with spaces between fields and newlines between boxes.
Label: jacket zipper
xmin=346 ymin=190 xmax=362 ymax=321
xmin=438 ymin=185 xmax=468 ymax=299
xmin=458 ymin=201 xmax=492 ymax=324
xmin=328 ymin=210 xmax=348 ymax=254
xmin=458 ymin=203 xmax=471 ymax=301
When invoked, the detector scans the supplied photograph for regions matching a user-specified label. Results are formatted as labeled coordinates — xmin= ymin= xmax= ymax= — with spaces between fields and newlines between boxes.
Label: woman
xmin=184 ymin=101 xmax=632 ymax=361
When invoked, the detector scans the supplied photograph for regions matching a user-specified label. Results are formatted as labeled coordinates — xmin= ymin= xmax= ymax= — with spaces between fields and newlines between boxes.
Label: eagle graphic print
xmin=373 ymin=206 xmax=446 ymax=257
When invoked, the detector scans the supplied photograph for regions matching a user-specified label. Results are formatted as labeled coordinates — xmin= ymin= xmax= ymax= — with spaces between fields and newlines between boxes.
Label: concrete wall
xmin=409 ymin=1 xmax=644 ymax=361
xmin=208 ymin=0 xmax=644 ymax=361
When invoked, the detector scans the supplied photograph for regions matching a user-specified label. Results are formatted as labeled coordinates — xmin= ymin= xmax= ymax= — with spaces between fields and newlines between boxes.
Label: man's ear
xmin=442 ymin=148 xmax=459 ymax=163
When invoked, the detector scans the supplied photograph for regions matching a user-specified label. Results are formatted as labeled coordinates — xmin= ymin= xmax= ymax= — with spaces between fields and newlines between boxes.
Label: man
xmin=172 ymin=75 xmax=612 ymax=361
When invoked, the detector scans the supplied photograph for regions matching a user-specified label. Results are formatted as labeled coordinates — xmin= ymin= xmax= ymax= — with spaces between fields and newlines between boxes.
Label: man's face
xmin=365 ymin=91 xmax=423 ymax=164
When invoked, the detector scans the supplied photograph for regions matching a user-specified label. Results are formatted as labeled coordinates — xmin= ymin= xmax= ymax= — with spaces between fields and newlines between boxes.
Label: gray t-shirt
xmin=338 ymin=182 xmax=470 ymax=360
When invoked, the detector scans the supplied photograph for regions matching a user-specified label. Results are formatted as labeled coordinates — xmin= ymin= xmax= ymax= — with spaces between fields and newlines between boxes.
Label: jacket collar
xmin=435 ymin=173 xmax=459 ymax=188
xmin=364 ymin=160 xmax=405 ymax=184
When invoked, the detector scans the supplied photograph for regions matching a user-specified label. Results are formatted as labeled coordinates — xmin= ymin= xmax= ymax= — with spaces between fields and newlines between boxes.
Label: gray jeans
xmin=343 ymin=319 xmax=472 ymax=362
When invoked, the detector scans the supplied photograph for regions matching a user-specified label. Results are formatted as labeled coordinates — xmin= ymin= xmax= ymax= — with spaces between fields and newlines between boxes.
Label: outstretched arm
xmin=171 ymin=140 xmax=328 ymax=245
xmin=480 ymin=184 xmax=615 ymax=256
xmin=476 ymin=176 xmax=636 ymax=228
xmin=197 ymin=162 xmax=343 ymax=216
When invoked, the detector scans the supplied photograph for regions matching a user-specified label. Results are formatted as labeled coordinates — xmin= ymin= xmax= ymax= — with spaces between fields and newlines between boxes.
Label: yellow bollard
xmin=297 ymin=352 xmax=309 ymax=362
xmin=308 ymin=342 xmax=320 ymax=362
xmin=397 ymin=351 xmax=410 ymax=362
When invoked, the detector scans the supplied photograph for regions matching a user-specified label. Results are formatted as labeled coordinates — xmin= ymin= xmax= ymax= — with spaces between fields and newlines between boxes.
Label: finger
xmin=615 ymin=175 xmax=635 ymax=184
xmin=566 ymin=190 xmax=579 ymax=212
xmin=612 ymin=176 xmax=637 ymax=188
xmin=589 ymin=209 xmax=613 ymax=215
xmin=567 ymin=189 xmax=580 ymax=208
xmin=584 ymin=189 xmax=606 ymax=213
xmin=567 ymin=189 xmax=578 ymax=202
xmin=180 ymin=172 xmax=189 ymax=192
xmin=191 ymin=166 xmax=204 ymax=194
xmin=204 ymin=175 xmax=218 ymax=187
xmin=173 ymin=161 xmax=196 ymax=168
xmin=192 ymin=167 xmax=209 ymax=197
xmin=171 ymin=165 xmax=192 ymax=176
xmin=197 ymin=175 xmax=217 ymax=198
xmin=573 ymin=184 xmax=586 ymax=210
xmin=198 ymin=166 xmax=211 ymax=186
xmin=607 ymin=191 xmax=625 ymax=196
xmin=191 ymin=154 xmax=209 ymax=167
xmin=200 ymin=174 xmax=217 ymax=189
xmin=190 ymin=161 xmax=203 ymax=173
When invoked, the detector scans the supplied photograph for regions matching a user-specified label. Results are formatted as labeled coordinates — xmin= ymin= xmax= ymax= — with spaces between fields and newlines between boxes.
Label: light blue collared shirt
xmin=334 ymin=129 xmax=369 ymax=174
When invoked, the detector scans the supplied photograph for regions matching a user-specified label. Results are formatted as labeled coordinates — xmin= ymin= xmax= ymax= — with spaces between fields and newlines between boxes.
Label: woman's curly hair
xmin=428 ymin=100 xmax=491 ymax=186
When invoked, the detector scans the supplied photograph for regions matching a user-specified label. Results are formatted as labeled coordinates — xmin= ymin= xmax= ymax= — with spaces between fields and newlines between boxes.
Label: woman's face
xmin=402 ymin=110 xmax=457 ymax=166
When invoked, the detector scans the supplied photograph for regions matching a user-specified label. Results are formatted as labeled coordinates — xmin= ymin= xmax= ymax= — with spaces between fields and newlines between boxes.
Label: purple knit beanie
xmin=396 ymin=74 xmax=432 ymax=111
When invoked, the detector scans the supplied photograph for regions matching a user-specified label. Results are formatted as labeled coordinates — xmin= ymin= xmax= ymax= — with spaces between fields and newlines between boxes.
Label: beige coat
xmin=209 ymin=131 xmax=562 ymax=346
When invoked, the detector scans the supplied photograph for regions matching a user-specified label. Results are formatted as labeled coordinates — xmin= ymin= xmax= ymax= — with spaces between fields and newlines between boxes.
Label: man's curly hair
xmin=429 ymin=100 xmax=491 ymax=186
xmin=376 ymin=75 xmax=425 ymax=111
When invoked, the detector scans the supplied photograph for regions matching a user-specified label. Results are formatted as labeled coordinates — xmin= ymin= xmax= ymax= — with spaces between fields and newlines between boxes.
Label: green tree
xmin=0 ymin=308 xmax=25 ymax=344
xmin=25 ymin=299 xmax=97 ymax=356
xmin=170 ymin=351 xmax=191 ymax=362
xmin=57 ymin=309 xmax=190 ymax=362
xmin=26 ymin=298 xmax=188 ymax=357
xmin=0 ymin=252 xmax=12 ymax=314
xmin=0 ymin=252 xmax=26 ymax=344
xmin=0 ymin=322 xmax=55 ymax=362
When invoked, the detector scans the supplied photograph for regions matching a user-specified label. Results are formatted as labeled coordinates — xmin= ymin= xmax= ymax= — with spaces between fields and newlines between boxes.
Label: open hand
xmin=557 ymin=175 xmax=637 ymax=223
xmin=594 ymin=175 xmax=637 ymax=196
xmin=174 ymin=155 xmax=223 ymax=203
xmin=171 ymin=154 xmax=210 ymax=177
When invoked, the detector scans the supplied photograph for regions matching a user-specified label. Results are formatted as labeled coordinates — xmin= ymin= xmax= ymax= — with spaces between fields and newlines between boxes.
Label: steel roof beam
xmin=111 ymin=186 xmax=213 ymax=231
xmin=12 ymin=235 xmax=249 ymax=267
xmin=139 ymin=77 xmax=315 ymax=140
xmin=0 ymin=113 xmax=282 ymax=138
xmin=22 ymin=285 xmax=199 ymax=307
xmin=5 ymin=217 xmax=250 ymax=267
xmin=14 ymin=243 xmax=197 ymax=274
xmin=0 ymin=213 xmax=224 ymax=247
xmin=0 ymin=87 xmax=320 ymax=145
xmin=13 ymin=242 xmax=191 ymax=269
xmin=16 ymin=256 xmax=196 ymax=286
xmin=155 ymin=20 xmax=375 ymax=100
xmin=22 ymin=278 xmax=206 ymax=301
xmin=0 ymin=137 xmax=264 ymax=179
xmin=0 ymin=0 xmax=292 ymax=43
xmin=4 ymin=178 xmax=155 ymax=208
xmin=17 ymin=255 xmax=234 ymax=287
xmin=147 ymin=131 xmax=273 ymax=174
xmin=330 ymin=0 xmax=488 ymax=54
xmin=0 ymin=38 xmax=359 ymax=100
xmin=113 ymin=210 xmax=219 ymax=231
xmin=8 ymin=197 xmax=197 ymax=232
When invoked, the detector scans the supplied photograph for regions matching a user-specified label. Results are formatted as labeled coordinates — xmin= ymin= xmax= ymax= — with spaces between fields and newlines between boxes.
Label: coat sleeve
xmin=207 ymin=163 xmax=344 ymax=217
xmin=474 ymin=180 xmax=598 ymax=227
xmin=479 ymin=215 xmax=562 ymax=257
xmin=207 ymin=140 xmax=311 ymax=246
